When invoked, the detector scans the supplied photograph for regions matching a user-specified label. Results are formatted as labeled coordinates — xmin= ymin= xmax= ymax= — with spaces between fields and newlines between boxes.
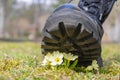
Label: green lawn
xmin=102 ymin=44 xmax=120 ymax=65
xmin=0 ymin=41 xmax=120 ymax=80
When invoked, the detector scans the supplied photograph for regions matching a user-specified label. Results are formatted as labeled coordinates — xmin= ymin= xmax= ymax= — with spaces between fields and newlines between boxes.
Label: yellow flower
xmin=63 ymin=53 xmax=78 ymax=61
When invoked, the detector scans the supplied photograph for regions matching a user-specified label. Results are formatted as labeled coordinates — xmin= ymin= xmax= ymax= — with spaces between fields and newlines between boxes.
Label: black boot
xmin=78 ymin=0 xmax=117 ymax=24
xmin=41 ymin=1 xmax=114 ymax=67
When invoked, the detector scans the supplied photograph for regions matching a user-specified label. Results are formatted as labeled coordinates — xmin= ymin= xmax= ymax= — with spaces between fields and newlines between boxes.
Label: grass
xmin=0 ymin=41 xmax=120 ymax=80
xmin=102 ymin=44 xmax=120 ymax=65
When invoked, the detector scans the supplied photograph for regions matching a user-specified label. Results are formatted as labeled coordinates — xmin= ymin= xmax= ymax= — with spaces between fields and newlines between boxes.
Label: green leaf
xmin=70 ymin=60 xmax=78 ymax=69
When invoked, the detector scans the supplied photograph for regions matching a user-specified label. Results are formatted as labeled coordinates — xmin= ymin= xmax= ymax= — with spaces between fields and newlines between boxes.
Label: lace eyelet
xmin=84 ymin=2 xmax=89 ymax=6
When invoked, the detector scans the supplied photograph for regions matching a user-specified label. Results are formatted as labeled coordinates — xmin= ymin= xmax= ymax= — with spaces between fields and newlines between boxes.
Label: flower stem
xmin=67 ymin=60 xmax=70 ymax=68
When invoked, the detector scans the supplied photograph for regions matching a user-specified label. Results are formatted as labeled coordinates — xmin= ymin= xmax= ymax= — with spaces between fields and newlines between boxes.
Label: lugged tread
xmin=77 ymin=37 xmax=96 ymax=44
xmin=59 ymin=22 xmax=67 ymax=37
xmin=83 ymin=55 xmax=98 ymax=58
xmin=77 ymin=32 xmax=93 ymax=42
xmin=84 ymin=50 xmax=101 ymax=55
xmin=81 ymin=45 xmax=100 ymax=50
xmin=80 ymin=41 xmax=98 ymax=47
xmin=43 ymin=36 xmax=59 ymax=44
xmin=42 ymin=22 xmax=101 ymax=59
xmin=42 ymin=17 xmax=102 ymax=66
xmin=48 ymin=31 xmax=62 ymax=39
xmin=76 ymin=30 xmax=91 ymax=40
xmin=42 ymin=45 xmax=60 ymax=50
xmin=72 ymin=23 xmax=82 ymax=38
xmin=66 ymin=28 xmax=75 ymax=37
xmin=42 ymin=5 xmax=104 ymax=67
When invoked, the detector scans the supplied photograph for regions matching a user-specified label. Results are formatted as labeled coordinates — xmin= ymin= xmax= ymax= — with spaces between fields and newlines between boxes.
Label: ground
xmin=0 ymin=41 xmax=120 ymax=80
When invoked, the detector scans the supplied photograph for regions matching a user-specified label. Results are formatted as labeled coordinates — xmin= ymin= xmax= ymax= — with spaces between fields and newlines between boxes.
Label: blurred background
xmin=0 ymin=0 xmax=120 ymax=43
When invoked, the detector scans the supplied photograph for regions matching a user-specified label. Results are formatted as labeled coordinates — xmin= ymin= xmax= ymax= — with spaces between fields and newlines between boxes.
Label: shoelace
xmin=81 ymin=0 xmax=103 ymax=20
xmin=79 ymin=0 xmax=117 ymax=23
xmin=66 ymin=0 xmax=117 ymax=23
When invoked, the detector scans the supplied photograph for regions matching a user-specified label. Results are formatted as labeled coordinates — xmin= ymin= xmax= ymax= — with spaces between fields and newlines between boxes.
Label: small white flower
xmin=92 ymin=60 xmax=99 ymax=71
xmin=41 ymin=58 xmax=50 ymax=66
xmin=41 ymin=51 xmax=64 ymax=66
xmin=51 ymin=51 xmax=63 ymax=66
xmin=86 ymin=60 xmax=99 ymax=71
xmin=63 ymin=53 xmax=78 ymax=61
xmin=51 ymin=57 xmax=63 ymax=66
xmin=41 ymin=53 xmax=53 ymax=66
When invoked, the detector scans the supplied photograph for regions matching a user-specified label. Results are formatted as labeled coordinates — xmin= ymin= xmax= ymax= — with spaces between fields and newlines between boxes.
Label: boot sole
xmin=42 ymin=22 xmax=101 ymax=61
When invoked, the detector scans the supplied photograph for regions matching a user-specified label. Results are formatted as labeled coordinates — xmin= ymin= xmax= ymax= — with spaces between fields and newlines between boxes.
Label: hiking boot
xmin=78 ymin=0 xmax=117 ymax=24
xmin=41 ymin=4 xmax=104 ymax=67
